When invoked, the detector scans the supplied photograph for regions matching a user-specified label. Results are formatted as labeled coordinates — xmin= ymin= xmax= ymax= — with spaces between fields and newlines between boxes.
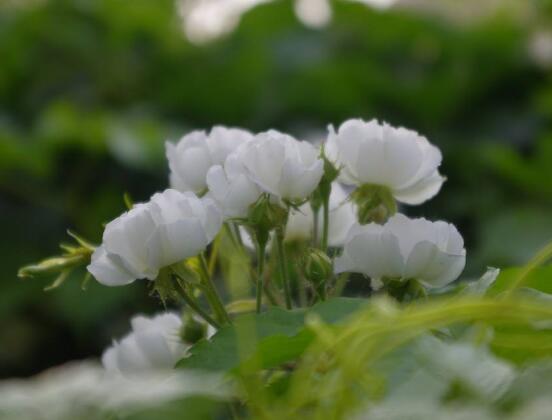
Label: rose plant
xmin=15 ymin=118 xmax=552 ymax=420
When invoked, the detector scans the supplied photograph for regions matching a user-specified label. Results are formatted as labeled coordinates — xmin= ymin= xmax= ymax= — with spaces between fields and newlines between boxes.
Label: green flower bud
xmin=303 ymin=248 xmax=333 ymax=285
xmin=247 ymin=194 xmax=288 ymax=246
xmin=180 ymin=315 xmax=208 ymax=345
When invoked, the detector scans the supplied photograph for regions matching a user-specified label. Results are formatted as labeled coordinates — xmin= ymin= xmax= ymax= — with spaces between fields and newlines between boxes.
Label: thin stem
xmin=317 ymin=283 xmax=327 ymax=301
xmin=312 ymin=207 xmax=319 ymax=247
xmin=199 ymin=254 xmax=231 ymax=324
xmin=255 ymin=240 xmax=266 ymax=313
xmin=275 ymin=227 xmax=293 ymax=310
xmin=321 ymin=192 xmax=330 ymax=253
xmin=208 ymin=233 xmax=221 ymax=276
xmin=172 ymin=274 xmax=220 ymax=328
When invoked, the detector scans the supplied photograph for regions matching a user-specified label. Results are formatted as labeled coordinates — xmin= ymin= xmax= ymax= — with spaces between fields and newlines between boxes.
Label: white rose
xmin=285 ymin=183 xmax=356 ymax=247
xmin=237 ymin=130 xmax=324 ymax=201
xmin=335 ymin=213 xmax=466 ymax=288
xmin=166 ymin=126 xmax=253 ymax=194
xmin=87 ymin=189 xmax=222 ymax=286
xmin=326 ymin=119 xmax=445 ymax=205
xmin=102 ymin=312 xmax=215 ymax=378
xmin=102 ymin=312 xmax=185 ymax=376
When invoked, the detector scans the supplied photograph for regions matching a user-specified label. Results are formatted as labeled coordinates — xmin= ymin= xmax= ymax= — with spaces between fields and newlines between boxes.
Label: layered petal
xmin=87 ymin=189 xmax=222 ymax=286
xmin=206 ymin=164 xmax=262 ymax=219
xmin=238 ymin=130 xmax=324 ymax=201
xmin=102 ymin=312 xmax=187 ymax=377
xmin=166 ymin=126 xmax=252 ymax=194
xmin=87 ymin=246 xmax=138 ymax=286
xmin=337 ymin=214 xmax=466 ymax=288
xmin=326 ymin=118 xmax=444 ymax=205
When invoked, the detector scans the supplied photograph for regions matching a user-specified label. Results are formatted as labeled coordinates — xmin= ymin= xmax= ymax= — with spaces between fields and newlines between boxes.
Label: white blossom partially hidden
xmin=87 ymin=189 xmax=222 ymax=286
xmin=166 ymin=126 xmax=253 ymax=194
xmin=335 ymin=214 xmax=466 ymax=288
xmin=285 ymin=183 xmax=356 ymax=247
xmin=102 ymin=312 xmax=186 ymax=377
xmin=326 ymin=118 xmax=445 ymax=205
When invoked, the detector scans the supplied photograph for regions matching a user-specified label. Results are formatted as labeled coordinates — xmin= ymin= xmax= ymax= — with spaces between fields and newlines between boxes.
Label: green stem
xmin=255 ymin=240 xmax=266 ymax=313
xmin=333 ymin=272 xmax=349 ymax=297
xmin=275 ymin=227 xmax=293 ymax=309
xmin=172 ymin=274 xmax=220 ymax=329
xmin=317 ymin=284 xmax=327 ymax=301
xmin=312 ymin=207 xmax=319 ymax=247
xmin=199 ymin=254 xmax=231 ymax=324
xmin=321 ymin=191 xmax=330 ymax=253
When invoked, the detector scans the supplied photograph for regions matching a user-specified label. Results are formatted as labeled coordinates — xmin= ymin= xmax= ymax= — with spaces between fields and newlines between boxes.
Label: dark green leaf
xmin=177 ymin=298 xmax=367 ymax=372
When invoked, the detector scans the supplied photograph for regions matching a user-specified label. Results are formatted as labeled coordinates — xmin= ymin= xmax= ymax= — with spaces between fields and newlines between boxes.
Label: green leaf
xmin=177 ymin=297 xmax=367 ymax=372
xmin=487 ymin=265 xmax=552 ymax=295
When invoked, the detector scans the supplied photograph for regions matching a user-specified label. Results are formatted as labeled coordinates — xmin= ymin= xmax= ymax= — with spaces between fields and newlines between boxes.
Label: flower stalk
xmin=321 ymin=191 xmax=330 ymax=253
xmin=172 ymin=273 xmax=220 ymax=328
xmin=199 ymin=254 xmax=232 ymax=325
xmin=255 ymin=238 xmax=267 ymax=313
xmin=275 ymin=226 xmax=293 ymax=309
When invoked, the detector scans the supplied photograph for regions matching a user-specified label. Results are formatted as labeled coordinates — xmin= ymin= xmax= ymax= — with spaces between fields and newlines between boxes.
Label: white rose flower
xmin=237 ymin=130 xmax=324 ymax=201
xmin=102 ymin=313 xmax=185 ymax=376
xmin=326 ymin=118 xmax=445 ymax=205
xmin=285 ymin=183 xmax=356 ymax=247
xmin=166 ymin=126 xmax=253 ymax=194
xmin=335 ymin=213 xmax=466 ymax=288
xmin=87 ymin=189 xmax=222 ymax=286
xmin=102 ymin=312 xmax=215 ymax=378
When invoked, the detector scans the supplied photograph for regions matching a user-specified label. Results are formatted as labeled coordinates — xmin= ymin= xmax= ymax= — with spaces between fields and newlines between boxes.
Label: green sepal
xmin=351 ymin=184 xmax=397 ymax=224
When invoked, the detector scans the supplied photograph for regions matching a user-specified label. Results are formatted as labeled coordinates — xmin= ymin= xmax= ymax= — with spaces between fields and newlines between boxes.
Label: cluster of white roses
xmin=88 ymin=118 xmax=465 ymax=291
xmin=78 ymin=118 xmax=468 ymax=374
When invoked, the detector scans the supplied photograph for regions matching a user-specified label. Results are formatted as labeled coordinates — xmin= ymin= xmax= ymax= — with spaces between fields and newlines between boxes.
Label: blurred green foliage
xmin=0 ymin=0 xmax=551 ymax=377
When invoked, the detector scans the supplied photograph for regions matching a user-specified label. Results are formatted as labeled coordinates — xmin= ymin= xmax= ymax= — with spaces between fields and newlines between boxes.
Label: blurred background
xmin=1 ymin=0 xmax=551 ymax=378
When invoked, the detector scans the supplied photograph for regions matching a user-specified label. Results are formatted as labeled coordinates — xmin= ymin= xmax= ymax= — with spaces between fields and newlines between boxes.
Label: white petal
xmin=146 ymin=219 xmax=208 ymax=271
xmin=278 ymin=158 xmax=323 ymax=200
xmin=381 ymin=125 xmax=424 ymax=187
xmin=385 ymin=214 xmax=439 ymax=258
xmin=201 ymin=198 xmax=223 ymax=241
xmin=404 ymin=242 xmax=465 ymax=287
xmin=174 ymin=146 xmax=212 ymax=193
xmin=393 ymin=171 xmax=445 ymax=205
xmin=207 ymin=126 xmax=253 ymax=163
xmin=103 ymin=205 xmax=156 ymax=274
xmin=346 ymin=230 xmax=404 ymax=279
xmin=133 ymin=330 xmax=177 ymax=369
xmin=242 ymin=133 xmax=286 ymax=194
xmin=334 ymin=251 xmax=357 ymax=274
xmin=116 ymin=335 xmax=151 ymax=374
xmin=205 ymin=165 xmax=229 ymax=201
xmin=101 ymin=346 xmax=120 ymax=373
xmin=87 ymin=246 xmax=137 ymax=286
xmin=327 ymin=201 xmax=356 ymax=247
